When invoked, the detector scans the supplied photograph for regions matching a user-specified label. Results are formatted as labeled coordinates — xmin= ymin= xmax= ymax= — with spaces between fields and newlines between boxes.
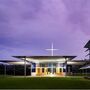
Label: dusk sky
xmin=0 ymin=0 xmax=90 ymax=60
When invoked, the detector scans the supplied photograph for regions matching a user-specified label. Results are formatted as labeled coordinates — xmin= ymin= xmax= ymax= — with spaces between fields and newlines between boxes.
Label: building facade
xmin=13 ymin=56 xmax=76 ymax=76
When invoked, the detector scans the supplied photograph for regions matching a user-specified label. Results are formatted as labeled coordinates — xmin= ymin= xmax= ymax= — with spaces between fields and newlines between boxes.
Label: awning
xmin=80 ymin=65 xmax=90 ymax=69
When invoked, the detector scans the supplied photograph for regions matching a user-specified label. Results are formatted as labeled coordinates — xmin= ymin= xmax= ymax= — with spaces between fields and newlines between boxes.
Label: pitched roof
xmin=84 ymin=40 xmax=90 ymax=48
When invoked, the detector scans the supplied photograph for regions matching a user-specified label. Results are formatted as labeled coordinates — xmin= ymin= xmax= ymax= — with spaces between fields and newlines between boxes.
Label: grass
xmin=0 ymin=76 xmax=90 ymax=89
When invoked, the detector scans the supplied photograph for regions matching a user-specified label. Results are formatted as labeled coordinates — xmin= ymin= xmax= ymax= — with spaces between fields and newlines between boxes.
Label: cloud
xmin=63 ymin=0 xmax=90 ymax=35
xmin=0 ymin=0 xmax=90 ymax=59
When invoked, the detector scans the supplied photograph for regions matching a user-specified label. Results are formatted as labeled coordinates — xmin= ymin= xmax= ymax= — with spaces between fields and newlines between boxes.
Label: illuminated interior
xmin=12 ymin=56 xmax=76 ymax=77
xmin=31 ymin=62 xmax=66 ymax=76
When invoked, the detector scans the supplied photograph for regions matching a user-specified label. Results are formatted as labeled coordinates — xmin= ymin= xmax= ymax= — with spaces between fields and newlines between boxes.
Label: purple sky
xmin=0 ymin=0 xmax=90 ymax=60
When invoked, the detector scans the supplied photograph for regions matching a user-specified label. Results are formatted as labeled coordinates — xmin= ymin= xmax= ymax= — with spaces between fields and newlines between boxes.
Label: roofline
xmin=69 ymin=60 xmax=90 ymax=62
xmin=0 ymin=60 xmax=89 ymax=63
xmin=84 ymin=40 xmax=90 ymax=48
xmin=13 ymin=56 xmax=76 ymax=60
xmin=0 ymin=60 xmax=18 ymax=62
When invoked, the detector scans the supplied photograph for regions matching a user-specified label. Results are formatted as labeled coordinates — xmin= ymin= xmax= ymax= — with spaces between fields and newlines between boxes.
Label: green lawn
xmin=0 ymin=76 xmax=90 ymax=89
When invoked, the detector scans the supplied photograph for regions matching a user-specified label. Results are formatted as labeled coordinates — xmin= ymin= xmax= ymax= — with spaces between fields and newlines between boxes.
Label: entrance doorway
xmin=41 ymin=67 xmax=57 ymax=76
xmin=48 ymin=68 xmax=56 ymax=74
xmin=36 ymin=67 xmax=64 ymax=76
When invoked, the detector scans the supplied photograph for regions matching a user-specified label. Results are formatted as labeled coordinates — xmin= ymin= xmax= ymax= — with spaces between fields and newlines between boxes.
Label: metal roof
xmin=84 ymin=40 xmax=90 ymax=48
xmin=0 ymin=61 xmax=30 ymax=65
xmin=80 ymin=65 xmax=90 ymax=69
xmin=0 ymin=60 xmax=17 ymax=62
xmin=13 ymin=56 xmax=76 ymax=60
xmin=67 ymin=61 xmax=88 ymax=65
xmin=0 ymin=60 xmax=89 ymax=65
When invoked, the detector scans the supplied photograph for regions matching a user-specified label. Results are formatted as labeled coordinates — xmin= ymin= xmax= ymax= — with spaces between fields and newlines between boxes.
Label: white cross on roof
xmin=46 ymin=43 xmax=59 ymax=56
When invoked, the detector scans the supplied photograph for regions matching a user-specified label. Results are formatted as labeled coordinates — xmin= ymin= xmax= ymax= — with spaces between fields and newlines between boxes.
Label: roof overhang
xmin=13 ymin=56 xmax=76 ymax=60
xmin=7 ymin=61 xmax=30 ymax=65
xmin=67 ymin=61 xmax=87 ymax=65
xmin=13 ymin=56 xmax=76 ymax=63
xmin=80 ymin=65 xmax=90 ymax=69
xmin=0 ymin=60 xmax=30 ymax=65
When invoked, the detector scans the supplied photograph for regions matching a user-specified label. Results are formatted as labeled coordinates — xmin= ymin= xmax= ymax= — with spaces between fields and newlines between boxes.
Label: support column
xmin=56 ymin=63 xmax=60 ymax=75
xmin=24 ymin=57 xmax=27 ymax=77
xmin=62 ymin=67 xmax=63 ymax=73
xmin=30 ymin=63 xmax=32 ymax=76
xmin=36 ymin=63 xmax=39 ymax=75
xmin=44 ymin=63 xmax=48 ymax=75
xmin=85 ymin=69 xmax=87 ymax=76
xmin=68 ymin=66 xmax=71 ymax=75
xmin=61 ymin=67 xmax=65 ymax=76
xmin=65 ymin=58 xmax=68 ymax=76
xmin=44 ymin=67 xmax=47 ymax=75
xmin=89 ymin=50 xmax=90 ymax=62
xmin=4 ymin=64 xmax=6 ymax=76
xmin=51 ymin=63 xmax=53 ymax=74
xmin=36 ymin=63 xmax=42 ymax=75
xmin=14 ymin=65 xmax=15 ymax=76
